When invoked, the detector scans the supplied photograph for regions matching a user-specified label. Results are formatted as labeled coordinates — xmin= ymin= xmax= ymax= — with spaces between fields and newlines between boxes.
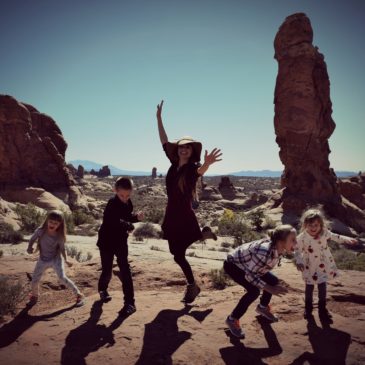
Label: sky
xmin=1 ymin=0 xmax=364 ymax=174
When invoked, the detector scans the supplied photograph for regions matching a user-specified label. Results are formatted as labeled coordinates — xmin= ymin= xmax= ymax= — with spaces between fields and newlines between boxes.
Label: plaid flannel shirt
xmin=227 ymin=238 xmax=280 ymax=289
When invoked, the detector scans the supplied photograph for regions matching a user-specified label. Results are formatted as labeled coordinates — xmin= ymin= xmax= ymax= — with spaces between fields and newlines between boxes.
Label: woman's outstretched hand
xmin=204 ymin=148 xmax=223 ymax=166
xmin=156 ymin=100 xmax=164 ymax=120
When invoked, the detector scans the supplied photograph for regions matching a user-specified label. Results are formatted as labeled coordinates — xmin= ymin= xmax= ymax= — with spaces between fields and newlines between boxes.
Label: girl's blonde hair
xmin=300 ymin=207 xmax=327 ymax=233
xmin=40 ymin=210 xmax=67 ymax=242
xmin=268 ymin=224 xmax=296 ymax=246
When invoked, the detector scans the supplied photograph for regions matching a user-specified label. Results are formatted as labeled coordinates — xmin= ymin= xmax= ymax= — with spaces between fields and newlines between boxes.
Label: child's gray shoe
xmin=226 ymin=316 xmax=245 ymax=339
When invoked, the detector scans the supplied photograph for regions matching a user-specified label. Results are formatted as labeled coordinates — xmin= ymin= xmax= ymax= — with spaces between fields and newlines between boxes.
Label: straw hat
xmin=168 ymin=136 xmax=202 ymax=163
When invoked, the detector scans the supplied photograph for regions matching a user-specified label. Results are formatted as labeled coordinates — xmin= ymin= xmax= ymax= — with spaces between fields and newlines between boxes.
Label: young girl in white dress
xmin=294 ymin=208 xmax=357 ymax=321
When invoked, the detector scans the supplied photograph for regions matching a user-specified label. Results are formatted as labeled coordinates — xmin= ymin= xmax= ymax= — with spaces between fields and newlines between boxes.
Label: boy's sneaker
xmin=75 ymin=294 xmax=86 ymax=307
xmin=182 ymin=283 xmax=201 ymax=304
xmin=256 ymin=304 xmax=279 ymax=322
xmin=226 ymin=316 xmax=245 ymax=339
xmin=202 ymin=226 xmax=218 ymax=241
xmin=119 ymin=303 xmax=136 ymax=316
xmin=99 ymin=290 xmax=112 ymax=302
xmin=26 ymin=295 xmax=38 ymax=307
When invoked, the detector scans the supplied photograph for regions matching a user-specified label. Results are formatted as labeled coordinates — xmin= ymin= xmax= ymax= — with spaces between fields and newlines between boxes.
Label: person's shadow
xmin=135 ymin=305 xmax=213 ymax=365
xmin=61 ymin=300 xmax=128 ymax=365
xmin=219 ymin=316 xmax=282 ymax=365
xmin=289 ymin=317 xmax=351 ymax=365
xmin=0 ymin=304 xmax=75 ymax=349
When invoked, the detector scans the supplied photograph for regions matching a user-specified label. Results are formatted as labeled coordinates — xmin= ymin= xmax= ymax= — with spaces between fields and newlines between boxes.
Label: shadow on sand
xmin=290 ymin=317 xmax=351 ymax=365
xmin=135 ymin=305 xmax=213 ymax=365
xmin=219 ymin=316 xmax=282 ymax=365
xmin=0 ymin=304 xmax=75 ymax=349
xmin=61 ymin=300 xmax=128 ymax=365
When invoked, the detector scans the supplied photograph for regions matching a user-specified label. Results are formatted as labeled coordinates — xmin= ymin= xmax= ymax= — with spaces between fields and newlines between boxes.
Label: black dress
xmin=161 ymin=143 xmax=203 ymax=254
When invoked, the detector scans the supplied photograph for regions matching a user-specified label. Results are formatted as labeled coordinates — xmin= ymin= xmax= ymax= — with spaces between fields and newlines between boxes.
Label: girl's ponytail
xmin=269 ymin=224 xmax=296 ymax=248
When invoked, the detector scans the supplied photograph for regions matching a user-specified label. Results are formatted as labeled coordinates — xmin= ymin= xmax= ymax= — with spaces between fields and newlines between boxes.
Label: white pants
xmin=31 ymin=256 xmax=80 ymax=297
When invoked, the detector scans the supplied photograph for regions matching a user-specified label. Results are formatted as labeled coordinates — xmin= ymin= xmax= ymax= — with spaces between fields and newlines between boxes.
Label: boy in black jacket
xmin=97 ymin=177 xmax=144 ymax=315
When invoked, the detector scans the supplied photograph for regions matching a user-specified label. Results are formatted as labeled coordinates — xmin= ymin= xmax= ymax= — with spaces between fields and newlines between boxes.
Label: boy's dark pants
xmin=224 ymin=260 xmax=279 ymax=320
xmin=98 ymin=242 xmax=134 ymax=305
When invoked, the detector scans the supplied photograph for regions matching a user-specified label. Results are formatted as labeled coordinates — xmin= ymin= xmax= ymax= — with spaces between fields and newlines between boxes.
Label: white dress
xmin=294 ymin=229 xmax=352 ymax=285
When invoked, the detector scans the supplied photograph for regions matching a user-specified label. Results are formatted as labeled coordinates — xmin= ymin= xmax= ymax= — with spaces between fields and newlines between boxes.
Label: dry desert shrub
xmin=65 ymin=245 xmax=93 ymax=262
xmin=134 ymin=223 xmax=159 ymax=239
xmin=218 ymin=209 xmax=261 ymax=247
xmin=0 ymin=223 xmax=23 ymax=244
xmin=209 ymin=268 xmax=233 ymax=290
xmin=0 ymin=275 xmax=24 ymax=317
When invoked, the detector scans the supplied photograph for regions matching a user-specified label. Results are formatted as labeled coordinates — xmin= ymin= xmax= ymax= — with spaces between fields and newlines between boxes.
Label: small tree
xmin=247 ymin=210 xmax=265 ymax=231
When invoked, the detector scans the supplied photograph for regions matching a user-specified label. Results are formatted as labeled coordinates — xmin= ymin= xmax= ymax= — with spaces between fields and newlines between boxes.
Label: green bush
xmin=62 ymin=211 xmax=75 ymax=234
xmin=332 ymin=249 xmax=365 ymax=271
xmin=328 ymin=241 xmax=365 ymax=271
xmin=145 ymin=208 xmax=165 ymax=224
xmin=0 ymin=275 xmax=24 ymax=316
xmin=209 ymin=268 xmax=233 ymax=290
xmin=0 ymin=223 xmax=23 ymax=244
xmin=263 ymin=216 xmax=276 ymax=230
xmin=14 ymin=203 xmax=45 ymax=233
xmin=246 ymin=209 xmax=265 ymax=231
xmin=221 ymin=241 xmax=232 ymax=248
xmin=72 ymin=210 xmax=94 ymax=226
xmin=65 ymin=245 xmax=92 ymax=262
xmin=233 ymin=230 xmax=261 ymax=248
xmin=134 ymin=223 xmax=159 ymax=239
xmin=218 ymin=209 xmax=261 ymax=248
xmin=218 ymin=209 xmax=247 ymax=236
xmin=150 ymin=245 xmax=163 ymax=251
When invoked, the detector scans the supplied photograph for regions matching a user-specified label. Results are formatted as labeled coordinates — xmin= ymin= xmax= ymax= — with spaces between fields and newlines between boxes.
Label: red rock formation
xmin=273 ymin=14 xmax=365 ymax=232
xmin=339 ymin=174 xmax=365 ymax=210
xmin=218 ymin=176 xmax=236 ymax=200
xmin=274 ymin=13 xmax=340 ymax=210
xmin=0 ymin=95 xmax=81 ymax=208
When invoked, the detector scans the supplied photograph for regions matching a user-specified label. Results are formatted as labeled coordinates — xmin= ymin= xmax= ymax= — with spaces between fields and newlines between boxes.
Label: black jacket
xmin=97 ymin=196 xmax=139 ymax=248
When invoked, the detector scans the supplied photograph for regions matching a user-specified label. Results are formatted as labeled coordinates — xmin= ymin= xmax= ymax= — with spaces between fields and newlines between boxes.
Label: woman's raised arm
xmin=157 ymin=100 xmax=168 ymax=145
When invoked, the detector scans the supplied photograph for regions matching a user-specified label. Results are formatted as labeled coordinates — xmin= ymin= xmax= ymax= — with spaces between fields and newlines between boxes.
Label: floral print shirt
xmin=294 ymin=229 xmax=352 ymax=285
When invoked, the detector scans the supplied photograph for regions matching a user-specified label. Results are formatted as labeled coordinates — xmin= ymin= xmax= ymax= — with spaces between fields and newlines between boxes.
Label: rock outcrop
xmin=0 ymin=95 xmax=82 ymax=208
xmin=274 ymin=13 xmax=340 ymax=210
xmin=77 ymin=165 xmax=85 ymax=179
xmin=339 ymin=174 xmax=365 ymax=210
xmin=273 ymin=14 xmax=365 ymax=232
xmin=218 ymin=176 xmax=236 ymax=200
xmin=152 ymin=167 xmax=157 ymax=179
xmin=90 ymin=166 xmax=111 ymax=178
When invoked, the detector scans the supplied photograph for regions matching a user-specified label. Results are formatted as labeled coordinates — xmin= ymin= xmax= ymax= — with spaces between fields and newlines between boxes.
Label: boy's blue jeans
xmin=224 ymin=260 xmax=279 ymax=320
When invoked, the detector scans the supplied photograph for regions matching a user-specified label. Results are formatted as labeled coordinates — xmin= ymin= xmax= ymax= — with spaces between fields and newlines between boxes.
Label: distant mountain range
xmin=69 ymin=160 xmax=358 ymax=178
xmin=229 ymin=170 xmax=358 ymax=178
xmin=68 ymin=160 xmax=150 ymax=176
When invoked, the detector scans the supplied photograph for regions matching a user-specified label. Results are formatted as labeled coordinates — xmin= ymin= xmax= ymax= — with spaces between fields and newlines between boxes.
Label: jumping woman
xmin=156 ymin=100 xmax=222 ymax=304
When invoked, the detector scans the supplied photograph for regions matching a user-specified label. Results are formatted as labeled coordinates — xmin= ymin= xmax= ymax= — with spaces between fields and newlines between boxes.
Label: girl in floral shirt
xmin=295 ymin=208 xmax=357 ymax=321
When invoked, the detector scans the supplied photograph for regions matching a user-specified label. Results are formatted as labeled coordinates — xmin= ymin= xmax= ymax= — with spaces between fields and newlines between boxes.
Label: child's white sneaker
xmin=75 ymin=294 xmax=86 ymax=307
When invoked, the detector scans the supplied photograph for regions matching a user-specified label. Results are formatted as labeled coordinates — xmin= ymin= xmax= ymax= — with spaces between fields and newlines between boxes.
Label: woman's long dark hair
xmin=177 ymin=159 xmax=201 ymax=200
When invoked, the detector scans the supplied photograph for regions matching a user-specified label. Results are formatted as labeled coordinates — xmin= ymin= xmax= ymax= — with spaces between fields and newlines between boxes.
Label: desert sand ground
xmin=1 ymin=232 xmax=365 ymax=365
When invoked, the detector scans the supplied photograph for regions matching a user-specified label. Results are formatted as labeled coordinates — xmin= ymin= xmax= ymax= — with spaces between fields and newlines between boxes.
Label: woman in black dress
xmin=156 ymin=100 xmax=222 ymax=303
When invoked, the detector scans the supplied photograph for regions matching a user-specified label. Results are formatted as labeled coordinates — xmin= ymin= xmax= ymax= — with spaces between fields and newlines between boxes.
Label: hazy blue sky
xmin=1 ymin=0 xmax=364 ymax=174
